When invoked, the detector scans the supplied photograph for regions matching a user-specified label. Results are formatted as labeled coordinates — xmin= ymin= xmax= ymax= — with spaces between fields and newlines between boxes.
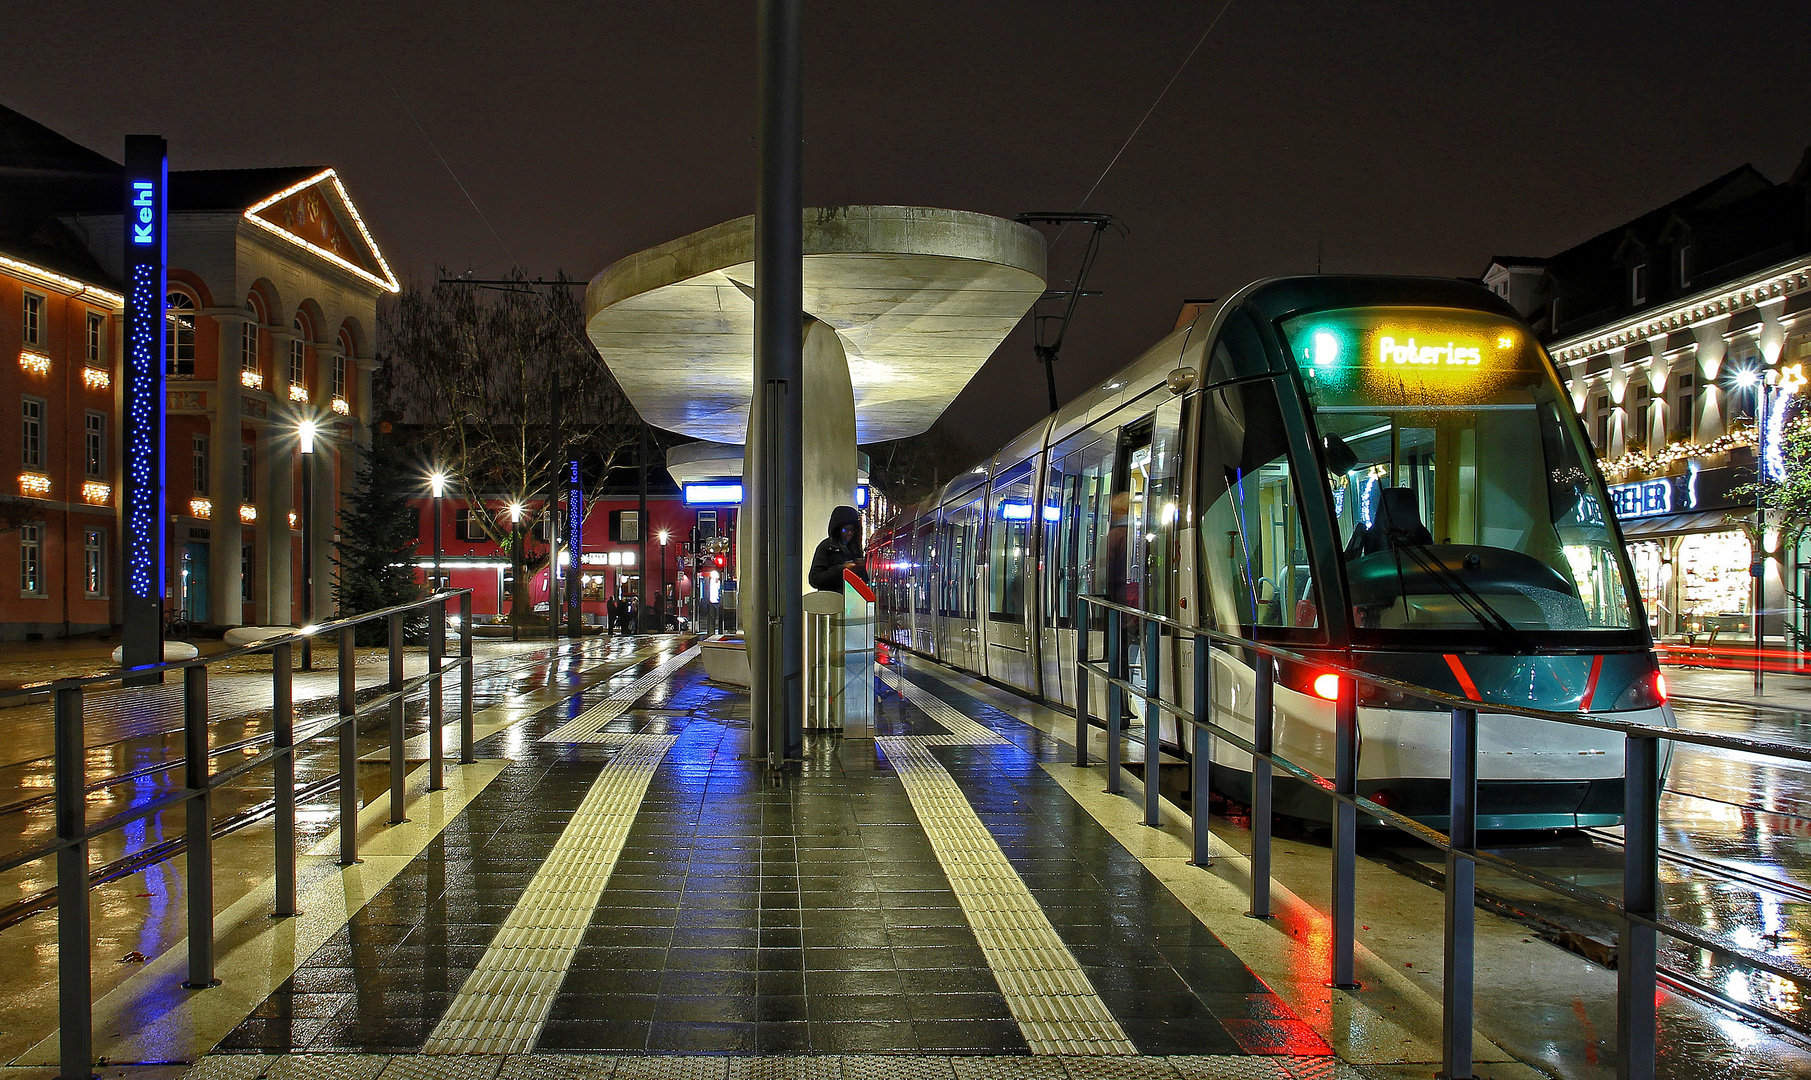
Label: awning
xmin=1619 ymin=510 xmax=1744 ymax=539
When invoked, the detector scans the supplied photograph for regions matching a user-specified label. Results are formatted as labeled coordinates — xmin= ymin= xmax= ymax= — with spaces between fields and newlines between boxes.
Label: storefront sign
xmin=1608 ymin=478 xmax=1672 ymax=519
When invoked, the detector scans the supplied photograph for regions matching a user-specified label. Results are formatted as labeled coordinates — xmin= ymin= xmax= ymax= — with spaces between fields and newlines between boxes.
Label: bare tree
xmin=382 ymin=269 xmax=642 ymax=626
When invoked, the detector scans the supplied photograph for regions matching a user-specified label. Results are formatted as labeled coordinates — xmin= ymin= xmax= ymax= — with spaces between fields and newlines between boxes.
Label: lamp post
xmin=299 ymin=419 xmax=318 ymax=670
xmin=657 ymin=529 xmax=670 ymax=630
xmin=507 ymin=501 xmax=524 ymax=642
xmin=429 ymin=472 xmax=447 ymax=596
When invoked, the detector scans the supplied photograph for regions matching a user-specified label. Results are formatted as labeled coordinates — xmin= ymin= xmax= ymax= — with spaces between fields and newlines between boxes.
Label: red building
xmin=0 ymin=105 xmax=397 ymax=640
xmin=408 ymin=491 xmax=730 ymax=625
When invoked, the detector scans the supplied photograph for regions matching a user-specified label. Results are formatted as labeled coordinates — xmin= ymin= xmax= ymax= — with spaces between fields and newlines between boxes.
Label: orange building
xmin=0 ymin=105 xmax=398 ymax=640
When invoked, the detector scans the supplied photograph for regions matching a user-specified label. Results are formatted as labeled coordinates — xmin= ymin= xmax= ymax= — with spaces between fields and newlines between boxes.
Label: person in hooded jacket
xmin=809 ymin=505 xmax=868 ymax=591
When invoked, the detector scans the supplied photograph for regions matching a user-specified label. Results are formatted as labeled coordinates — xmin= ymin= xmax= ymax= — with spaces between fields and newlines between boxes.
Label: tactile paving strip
xmin=540 ymin=646 xmax=700 ymax=742
xmin=726 ymin=1060 xmax=841 ymax=1080
xmin=191 ymin=1060 xmax=1336 ymax=1080
xmin=382 ymin=1058 xmax=506 ymax=1080
xmin=1168 ymin=1058 xmax=1294 ymax=1080
xmin=267 ymin=1056 xmax=390 ymax=1080
xmin=836 ymin=1058 xmax=956 ymax=1080
xmin=879 ymin=666 xmax=1009 ymax=745
xmin=878 ymin=735 xmax=1135 ymax=1056
xmin=613 ymin=1060 xmax=729 ymax=1080
xmin=423 ymin=732 xmax=680 ymax=1053
xmin=495 ymin=1056 xmax=616 ymax=1080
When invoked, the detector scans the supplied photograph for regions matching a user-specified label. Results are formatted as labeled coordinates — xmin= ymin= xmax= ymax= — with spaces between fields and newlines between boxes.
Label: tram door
xmin=1113 ymin=405 xmax=1185 ymax=746
xmin=1043 ymin=436 xmax=1115 ymax=708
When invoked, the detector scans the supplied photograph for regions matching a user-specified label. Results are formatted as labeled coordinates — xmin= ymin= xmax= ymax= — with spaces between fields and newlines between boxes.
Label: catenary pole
xmin=751 ymin=0 xmax=803 ymax=766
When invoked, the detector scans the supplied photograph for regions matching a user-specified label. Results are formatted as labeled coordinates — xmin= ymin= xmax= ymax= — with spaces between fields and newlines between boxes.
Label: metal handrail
xmin=1072 ymin=594 xmax=1809 ymax=1080
xmin=31 ymin=590 xmax=478 ymax=1080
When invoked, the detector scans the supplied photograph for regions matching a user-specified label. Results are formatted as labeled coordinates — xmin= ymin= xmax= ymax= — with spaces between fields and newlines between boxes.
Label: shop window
xmin=166 ymin=292 xmax=196 ymax=376
xmin=84 ymin=412 xmax=105 ymax=478
xmin=20 ymin=523 xmax=43 ymax=596
xmin=84 ymin=529 xmax=105 ymax=598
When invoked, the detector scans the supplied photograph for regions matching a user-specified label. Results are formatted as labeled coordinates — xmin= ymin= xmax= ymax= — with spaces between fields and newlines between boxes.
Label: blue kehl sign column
xmin=122 ymin=135 xmax=168 ymax=679
xmin=567 ymin=459 xmax=583 ymax=633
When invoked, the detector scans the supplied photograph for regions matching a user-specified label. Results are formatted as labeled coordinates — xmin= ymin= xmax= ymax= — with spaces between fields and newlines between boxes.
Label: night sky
xmin=6 ymin=1 xmax=1807 ymax=454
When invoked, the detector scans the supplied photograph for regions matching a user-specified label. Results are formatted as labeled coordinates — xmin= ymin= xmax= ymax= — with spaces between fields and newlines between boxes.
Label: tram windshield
xmin=1282 ymin=306 xmax=1637 ymax=641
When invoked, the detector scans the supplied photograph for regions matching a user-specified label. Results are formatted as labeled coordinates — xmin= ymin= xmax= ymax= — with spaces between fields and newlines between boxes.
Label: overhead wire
xmin=379 ymin=71 xmax=521 ymax=271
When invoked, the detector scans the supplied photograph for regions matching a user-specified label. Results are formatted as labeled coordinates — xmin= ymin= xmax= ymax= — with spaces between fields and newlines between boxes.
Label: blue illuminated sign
xmin=854 ymin=484 xmax=869 ymax=508
xmin=684 ymin=483 xmax=744 ymax=506
xmin=566 ymin=460 xmax=583 ymax=620
xmin=1607 ymin=478 xmax=1672 ymax=520
xmin=121 ymin=136 xmax=168 ymax=670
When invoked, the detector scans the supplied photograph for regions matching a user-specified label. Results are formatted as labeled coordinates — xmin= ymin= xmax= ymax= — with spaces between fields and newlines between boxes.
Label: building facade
xmin=1484 ymin=150 xmax=1811 ymax=647
xmin=0 ymin=105 xmax=396 ymax=639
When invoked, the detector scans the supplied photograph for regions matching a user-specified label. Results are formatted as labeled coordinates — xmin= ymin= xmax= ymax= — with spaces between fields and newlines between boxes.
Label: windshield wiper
xmin=1384 ymin=536 xmax=1535 ymax=655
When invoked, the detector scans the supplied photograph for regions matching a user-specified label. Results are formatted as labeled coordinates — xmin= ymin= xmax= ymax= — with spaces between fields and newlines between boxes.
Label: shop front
xmin=1611 ymin=462 xmax=1758 ymax=643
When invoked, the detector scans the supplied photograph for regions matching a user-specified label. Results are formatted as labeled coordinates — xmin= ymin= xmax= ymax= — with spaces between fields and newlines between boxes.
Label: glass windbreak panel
xmin=989 ymin=466 xmax=1033 ymax=621
xmin=1283 ymin=306 xmax=1635 ymax=637
xmin=1198 ymin=380 xmax=1321 ymax=634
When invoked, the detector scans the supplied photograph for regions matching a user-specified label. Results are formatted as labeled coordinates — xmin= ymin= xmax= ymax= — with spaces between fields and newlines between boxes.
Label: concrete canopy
xmin=584 ymin=206 xmax=1046 ymax=445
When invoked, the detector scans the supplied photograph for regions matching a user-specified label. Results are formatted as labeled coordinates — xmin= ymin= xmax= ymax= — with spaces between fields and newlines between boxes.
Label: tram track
xmin=0 ymin=639 xmax=623 ymax=932
xmin=1369 ymin=843 xmax=1811 ymax=1044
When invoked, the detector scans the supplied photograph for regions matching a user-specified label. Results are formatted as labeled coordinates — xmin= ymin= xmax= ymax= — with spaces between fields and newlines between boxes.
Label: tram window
xmin=914 ymin=524 xmax=934 ymax=615
xmin=1285 ymin=306 xmax=1635 ymax=634
xmin=1053 ymin=439 xmax=1116 ymax=629
xmin=989 ymin=465 xmax=1033 ymax=622
xmin=1138 ymin=400 xmax=1185 ymax=616
xmin=1197 ymin=379 xmax=1321 ymax=634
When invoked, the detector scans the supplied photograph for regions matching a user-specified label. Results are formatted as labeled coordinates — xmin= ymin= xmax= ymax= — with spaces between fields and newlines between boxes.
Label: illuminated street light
xmin=429 ymin=471 xmax=447 ymax=498
xmin=428 ymin=471 xmax=450 ymax=596
xmin=1733 ymin=366 xmax=1761 ymax=390
xmin=298 ymin=418 xmax=319 ymax=454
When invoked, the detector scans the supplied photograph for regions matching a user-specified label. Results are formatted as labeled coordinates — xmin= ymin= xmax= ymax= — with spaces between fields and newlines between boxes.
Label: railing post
xmin=1143 ymin=618 xmax=1162 ymax=827
xmin=429 ymin=598 xmax=446 ymax=792
xmin=1250 ymin=655 xmax=1275 ymax=919
xmin=1618 ymin=734 xmax=1660 ymax=1080
xmin=1191 ymin=637 xmax=1212 ymax=866
xmin=459 ymin=591 xmax=475 ymax=765
xmin=181 ymin=665 xmax=218 ymax=988
xmin=1074 ymin=597 xmax=1090 ymax=767
xmin=388 ymin=611 xmax=408 ymax=824
xmin=1331 ymin=673 xmax=1359 ymax=989
xmin=54 ymin=686 xmax=93 ymax=1080
xmin=272 ymin=643 xmax=297 ymax=917
xmin=1443 ymin=706 xmax=1478 ymax=1080
xmin=338 ymin=627 xmax=359 ymax=866
xmin=1105 ymin=611 xmax=1124 ymax=795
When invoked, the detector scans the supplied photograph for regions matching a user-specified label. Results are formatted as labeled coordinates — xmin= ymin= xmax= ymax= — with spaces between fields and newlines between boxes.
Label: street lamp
xmin=429 ymin=471 xmax=447 ymax=597
xmin=658 ymin=529 xmax=670 ymax=630
xmin=298 ymin=419 xmax=319 ymax=670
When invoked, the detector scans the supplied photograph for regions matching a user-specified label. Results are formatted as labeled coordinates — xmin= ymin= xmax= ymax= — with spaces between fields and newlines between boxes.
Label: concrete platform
xmin=5 ymin=639 xmax=1810 ymax=1079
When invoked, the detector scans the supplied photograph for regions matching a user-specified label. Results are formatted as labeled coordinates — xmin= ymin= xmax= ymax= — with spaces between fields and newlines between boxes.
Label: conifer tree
xmin=333 ymin=434 xmax=427 ymax=645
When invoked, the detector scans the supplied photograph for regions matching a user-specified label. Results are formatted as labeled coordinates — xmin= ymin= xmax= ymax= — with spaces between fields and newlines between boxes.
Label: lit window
xmin=21 ymin=397 xmax=43 ymax=466
xmin=86 ymin=312 xmax=103 ymax=364
xmin=166 ymin=292 xmax=197 ymax=376
xmin=333 ymin=353 xmax=347 ymax=400
xmin=289 ymin=338 xmax=305 ymax=394
xmin=84 ymin=529 xmax=105 ymax=598
xmin=20 ymin=522 xmax=43 ymax=595
xmin=193 ymin=434 xmax=209 ymax=494
xmin=22 ymin=293 xmax=42 ymax=345
xmin=85 ymin=412 xmax=104 ymax=479
xmin=242 ymin=320 xmax=259 ymax=375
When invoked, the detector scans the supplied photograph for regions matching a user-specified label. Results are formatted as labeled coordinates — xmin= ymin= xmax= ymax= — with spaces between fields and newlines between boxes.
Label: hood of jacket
xmin=827 ymin=504 xmax=862 ymax=543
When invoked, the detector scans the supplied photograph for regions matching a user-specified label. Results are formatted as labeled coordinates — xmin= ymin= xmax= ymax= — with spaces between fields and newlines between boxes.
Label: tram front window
xmin=1283 ymin=307 xmax=1636 ymax=641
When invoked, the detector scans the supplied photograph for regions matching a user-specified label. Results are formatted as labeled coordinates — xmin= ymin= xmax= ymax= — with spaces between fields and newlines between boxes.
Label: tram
xmin=871 ymin=276 xmax=1673 ymax=829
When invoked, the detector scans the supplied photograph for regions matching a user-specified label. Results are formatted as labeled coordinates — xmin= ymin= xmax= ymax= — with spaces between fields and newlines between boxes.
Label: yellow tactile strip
xmin=178 ymin=1055 xmax=1355 ymax=1080
xmin=879 ymin=665 xmax=1010 ymax=746
xmin=877 ymin=734 xmax=1136 ymax=1056
xmin=424 ymin=732 xmax=680 ymax=1053
xmin=540 ymin=645 xmax=701 ymax=742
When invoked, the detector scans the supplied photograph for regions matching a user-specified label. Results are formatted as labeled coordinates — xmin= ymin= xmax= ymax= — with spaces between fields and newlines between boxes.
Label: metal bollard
xmin=1250 ymin=656 xmax=1275 ymax=919
xmin=1191 ymin=639 xmax=1213 ymax=866
xmin=338 ymin=628 xmax=360 ymax=866
xmin=1143 ymin=619 xmax=1162 ymax=827
xmin=1074 ymin=597 xmax=1090 ymax=767
xmin=429 ymin=599 xmax=445 ymax=792
xmin=1618 ymin=734 xmax=1660 ymax=1080
xmin=272 ymin=643 xmax=297 ymax=917
xmin=182 ymin=665 xmax=218 ymax=988
xmin=1330 ymin=673 xmax=1359 ymax=989
xmin=459 ymin=591 xmax=475 ymax=765
xmin=1105 ymin=614 xmax=1123 ymax=795
xmin=388 ymin=612 xmax=408 ymax=824
xmin=54 ymin=686 xmax=92 ymax=1080
xmin=1444 ymin=706 xmax=1479 ymax=1080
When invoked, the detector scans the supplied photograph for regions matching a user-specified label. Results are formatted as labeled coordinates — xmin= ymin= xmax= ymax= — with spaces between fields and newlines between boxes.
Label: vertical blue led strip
xmin=122 ymin=136 xmax=167 ymax=670
xmin=566 ymin=459 xmax=583 ymax=623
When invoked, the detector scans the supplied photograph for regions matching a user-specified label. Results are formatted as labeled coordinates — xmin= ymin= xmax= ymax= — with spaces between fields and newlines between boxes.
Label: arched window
xmin=240 ymin=300 xmax=263 ymax=388
xmin=166 ymin=292 xmax=197 ymax=376
xmin=289 ymin=317 xmax=307 ymax=401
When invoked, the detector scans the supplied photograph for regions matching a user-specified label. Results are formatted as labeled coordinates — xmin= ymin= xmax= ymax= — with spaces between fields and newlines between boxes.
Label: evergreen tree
xmin=334 ymin=435 xmax=427 ymax=645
